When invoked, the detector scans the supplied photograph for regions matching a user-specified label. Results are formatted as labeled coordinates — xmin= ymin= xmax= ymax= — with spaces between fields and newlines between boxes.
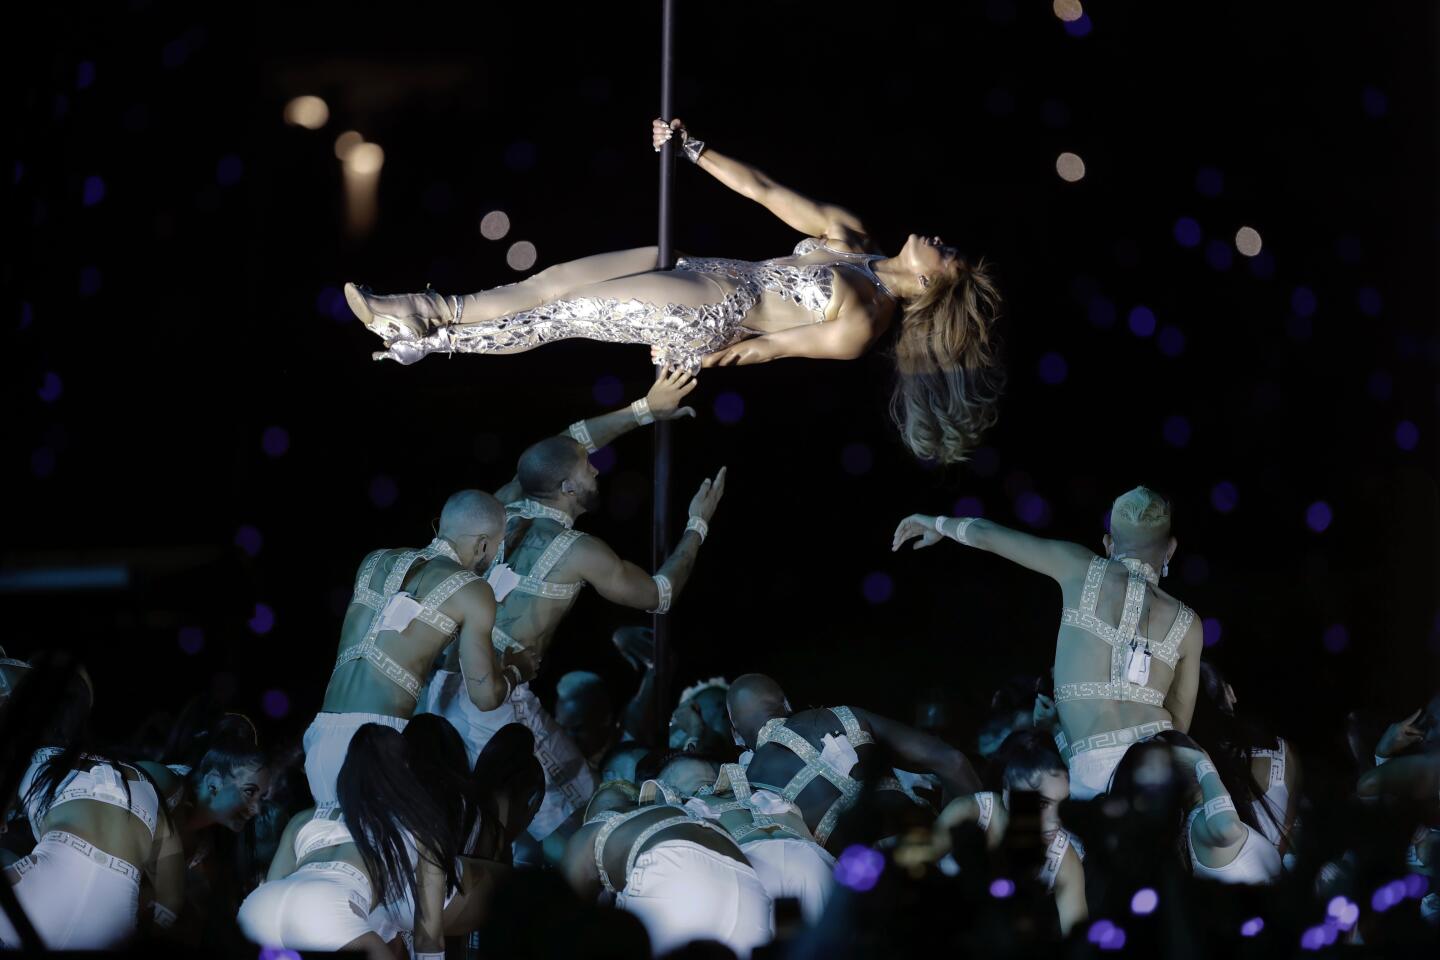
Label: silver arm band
xmin=567 ymin=420 xmax=598 ymax=454
xmin=1202 ymin=794 xmax=1236 ymax=819
xmin=685 ymin=516 xmax=709 ymax=544
xmin=1194 ymin=758 xmax=1218 ymax=782
xmin=952 ymin=517 xmax=976 ymax=546
xmin=650 ymin=574 xmax=673 ymax=614
xmin=631 ymin=397 xmax=655 ymax=426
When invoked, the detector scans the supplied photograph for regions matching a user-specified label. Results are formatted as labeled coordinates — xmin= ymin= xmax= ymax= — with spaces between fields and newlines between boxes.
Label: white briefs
xmin=617 ymin=839 xmax=773 ymax=959
xmin=0 ymin=831 xmax=142 ymax=950
xmin=302 ymin=711 xmax=409 ymax=811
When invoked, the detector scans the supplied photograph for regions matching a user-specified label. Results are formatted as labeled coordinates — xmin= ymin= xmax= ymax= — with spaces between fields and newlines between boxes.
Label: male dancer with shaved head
xmin=424 ymin=368 xmax=727 ymax=840
xmin=893 ymin=485 xmax=1204 ymax=800
xmin=724 ymin=673 xmax=980 ymax=855
xmin=303 ymin=488 xmax=511 ymax=809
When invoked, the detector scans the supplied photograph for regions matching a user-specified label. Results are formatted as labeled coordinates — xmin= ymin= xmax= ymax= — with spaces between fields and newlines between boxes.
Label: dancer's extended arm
xmin=852 ymin=707 xmax=982 ymax=799
xmin=494 ymin=368 xmax=697 ymax=503
xmin=892 ymin=513 xmax=1093 ymax=584
xmin=655 ymin=120 xmax=871 ymax=245
xmin=572 ymin=468 xmax=725 ymax=612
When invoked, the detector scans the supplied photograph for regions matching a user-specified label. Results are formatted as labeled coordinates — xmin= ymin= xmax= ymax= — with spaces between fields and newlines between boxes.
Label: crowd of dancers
xmin=2 ymin=117 xmax=1436 ymax=956
xmin=1 ymin=375 xmax=1436 ymax=956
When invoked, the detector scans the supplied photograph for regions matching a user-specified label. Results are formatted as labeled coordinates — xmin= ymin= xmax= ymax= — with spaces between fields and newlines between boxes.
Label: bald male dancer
xmin=423 ymin=368 xmax=726 ymax=839
xmin=725 ymin=674 xmax=981 ymax=855
xmin=303 ymin=489 xmax=513 ymax=809
xmin=893 ymin=485 xmax=1203 ymax=800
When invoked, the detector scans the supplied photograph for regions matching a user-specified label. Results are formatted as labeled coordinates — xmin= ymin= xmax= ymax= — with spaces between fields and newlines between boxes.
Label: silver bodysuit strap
xmin=698 ymin=764 xmax=812 ymax=845
xmin=829 ymin=706 xmax=875 ymax=748
xmin=592 ymin=807 xmax=689 ymax=895
xmin=752 ymin=709 xmax=867 ymax=845
xmin=510 ymin=528 xmax=587 ymax=600
xmin=352 ymin=551 xmax=387 ymax=610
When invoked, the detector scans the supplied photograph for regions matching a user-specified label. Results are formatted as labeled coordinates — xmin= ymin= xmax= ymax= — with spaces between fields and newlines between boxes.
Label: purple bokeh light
xmin=862 ymin=572 xmax=894 ymax=604
xmin=1015 ymin=492 xmax=1052 ymax=528
xmin=76 ymin=61 xmax=96 ymax=90
xmin=713 ymin=391 xmax=744 ymax=424
xmin=1210 ymin=481 xmax=1238 ymax=514
xmin=953 ymin=496 xmax=985 ymax=518
xmin=1291 ymin=286 xmax=1317 ymax=318
xmin=1063 ymin=12 xmax=1093 ymax=37
xmin=261 ymin=426 xmax=290 ymax=457
xmin=841 ymin=442 xmax=874 ymax=476
xmin=592 ymin=374 xmax=623 ymax=407
xmin=1157 ymin=325 xmax=1186 ymax=357
xmin=258 ymin=949 xmax=302 ymax=960
xmin=216 ymin=154 xmax=243 ymax=187
xmin=1127 ymin=306 xmax=1156 ymax=337
xmin=1204 ymin=238 xmax=1233 ymax=271
xmin=1403 ymin=873 xmax=1428 ymax=898
xmin=83 ymin=175 xmax=105 ymax=206
xmin=1173 ymin=217 xmax=1201 ymax=248
xmin=1038 ymin=352 xmax=1068 ymax=384
xmin=234 ymin=525 xmax=263 ymax=558
xmin=1240 ymin=917 xmax=1264 ymax=937
xmin=989 ymin=878 xmax=1015 ymax=899
xmin=1203 ymin=618 xmax=1223 ymax=648
xmin=1305 ymin=501 xmax=1333 ymax=533
xmin=1088 ymin=297 xmax=1117 ymax=329
xmin=1357 ymin=286 xmax=1383 ymax=317
xmin=1162 ymin=415 xmax=1191 ymax=448
xmin=38 ymin=371 xmax=63 ymax=404
xmin=248 ymin=603 xmax=275 ymax=636
xmin=369 ymin=475 xmax=399 ymax=509
xmin=1395 ymin=420 xmax=1419 ymax=451
xmin=1130 ymin=888 xmax=1158 ymax=915
xmin=315 ymin=286 xmax=350 ymax=323
xmin=261 ymin=689 xmax=290 ymax=719
xmin=1322 ymin=624 xmax=1349 ymax=654
xmin=1195 ymin=166 xmax=1224 ymax=197
xmin=834 ymin=845 xmax=885 ymax=892
xmin=1372 ymin=879 xmax=1407 ymax=912
xmin=178 ymin=627 xmax=205 ymax=655
xmin=590 ymin=445 xmax=617 ymax=475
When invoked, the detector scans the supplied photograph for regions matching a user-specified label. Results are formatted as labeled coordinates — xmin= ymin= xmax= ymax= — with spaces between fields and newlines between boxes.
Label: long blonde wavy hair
xmin=888 ymin=257 xmax=1005 ymax=463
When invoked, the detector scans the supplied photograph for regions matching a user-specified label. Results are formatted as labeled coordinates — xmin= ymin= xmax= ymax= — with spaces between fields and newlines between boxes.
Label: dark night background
xmin=3 ymin=1 xmax=1436 ymax=778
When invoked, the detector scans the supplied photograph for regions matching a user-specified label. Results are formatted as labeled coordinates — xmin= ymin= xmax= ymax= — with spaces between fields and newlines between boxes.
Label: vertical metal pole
xmin=653 ymin=0 xmax=676 ymax=747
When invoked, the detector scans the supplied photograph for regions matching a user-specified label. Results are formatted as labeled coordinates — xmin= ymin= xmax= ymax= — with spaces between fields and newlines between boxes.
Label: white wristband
xmin=953 ymin=517 xmax=976 ymax=546
xmin=686 ymin=516 xmax=709 ymax=543
xmin=567 ymin=420 xmax=598 ymax=453
xmin=934 ymin=516 xmax=949 ymax=535
xmin=1194 ymin=758 xmax=1218 ymax=782
xmin=650 ymin=574 xmax=673 ymax=614
xmin=631 ymin=398 xmax=655 ymax=425
xmin=151 ymin=902 xmax=178 ymax=930
xmin=415 ymin=954 xmax=445 ymax=960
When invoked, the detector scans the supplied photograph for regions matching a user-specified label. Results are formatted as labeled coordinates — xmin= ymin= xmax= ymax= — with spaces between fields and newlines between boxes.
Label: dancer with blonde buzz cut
xmin=893 ymin=486 xmax=1204 ymax=801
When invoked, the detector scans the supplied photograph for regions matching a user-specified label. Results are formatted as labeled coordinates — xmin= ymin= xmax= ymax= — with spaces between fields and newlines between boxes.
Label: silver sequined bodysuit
xmin=376 ymin=238 xmax=895 ymax=372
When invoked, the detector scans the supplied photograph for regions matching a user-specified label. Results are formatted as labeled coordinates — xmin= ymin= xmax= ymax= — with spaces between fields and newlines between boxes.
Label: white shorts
xmin=742 ymin=837 xmax=835 ymax=925
xmin=419 ymin=670 xmax=596 ymax=840
xmin=237 ymin=861 xmax=375 ymax=951
xmin=1066 ymin=743 xmax=1133 ymax=801
xmin=0 ymin=831 xmax=140 ymax=950
xmin=303 ymin=711 xmax=409 ymax=810
xmin=618 ymin=839 xmax=773 ymax=958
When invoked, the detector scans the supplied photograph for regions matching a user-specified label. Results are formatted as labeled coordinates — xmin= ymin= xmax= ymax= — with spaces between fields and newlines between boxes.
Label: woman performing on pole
xmin=346 ymin=119 xmax=1005 ymax=463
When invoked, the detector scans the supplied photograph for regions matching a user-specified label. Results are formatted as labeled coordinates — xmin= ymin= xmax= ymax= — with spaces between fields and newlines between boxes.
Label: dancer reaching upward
xmin=346 ymin=118 xmax=1005 ymax=462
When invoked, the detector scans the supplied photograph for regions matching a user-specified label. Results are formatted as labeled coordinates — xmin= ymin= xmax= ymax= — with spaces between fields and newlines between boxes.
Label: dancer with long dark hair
xmin=346 ymin=119 xmax=1005 ymax=463
xmin=238 ymin=724 xmax=458 ymax=960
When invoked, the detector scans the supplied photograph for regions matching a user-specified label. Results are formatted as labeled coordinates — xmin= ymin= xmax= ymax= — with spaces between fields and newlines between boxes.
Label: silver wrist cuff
xmin=650 ymin=574 xmax=673 ymax=614
xmin=567 ymin=420 xmax=598 ymax=453
xmin=631 ymin=397 xmax=655 ymax=426
xmin=953 ymin=517 xmax=976 ymax=546
xmin=686 ymin=516 xmax=709 ymax=544
xmin=681 ymin=135 xmax=706 ymax=164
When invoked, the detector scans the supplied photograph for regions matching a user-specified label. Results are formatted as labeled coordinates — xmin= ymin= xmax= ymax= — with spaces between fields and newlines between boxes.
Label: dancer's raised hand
xmin=653 ymin=117 xmax=684 ymax=151
xmin=1376 ymin=708 xmax=1427 ymax=759
xmin=646 ymin=366 xmax=699 ymax=421
xmin=892 ymin=513 xmax=943 ymax=552
xmin=688 ymin=467 xmax=727 ymax=523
